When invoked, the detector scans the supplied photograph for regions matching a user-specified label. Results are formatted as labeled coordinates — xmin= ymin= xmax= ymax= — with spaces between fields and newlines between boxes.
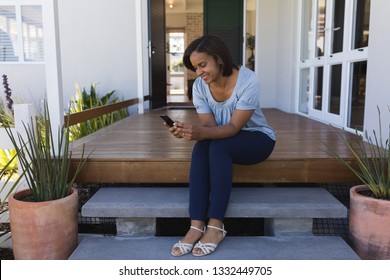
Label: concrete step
xmin=70 ymin=235 xmax=359 ymax=260
xmin=81 ymin=187 xmax=348 ymax=236
xmin=82 ymin=187 xmax=347 ymax=219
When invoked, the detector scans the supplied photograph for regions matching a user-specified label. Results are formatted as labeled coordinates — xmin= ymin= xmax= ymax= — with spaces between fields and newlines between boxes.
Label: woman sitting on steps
xmin=162 ymin=35 xmax=276 ymax=257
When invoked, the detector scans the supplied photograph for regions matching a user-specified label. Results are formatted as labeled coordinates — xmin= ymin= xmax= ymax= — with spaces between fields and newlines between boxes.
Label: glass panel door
xmin=348 ymin=60 xmax=367 ymax=130
xmin=328 ymin=64 xmax=342 ymax=115
xmin=298 ymin=0 xmax=370 ymax=130
xmin=300 ymin=0 xmax=313 ymax=61
xmin=315 ymin=0 xmax=326 ymax=57
xmin=299 ymin=68 xmax=310 ymax=114
xmin=245 ymin=0 xmax=256 ymax=71
xmin=352 ymin=0 xmax=370 ymax=49
xmin=167 ymin=31 xmax=185 ymax=95
xmin=331 ymin=0 xmax=345 ymax=54
xmin=313 ymin=66 xmax=324 ymax=111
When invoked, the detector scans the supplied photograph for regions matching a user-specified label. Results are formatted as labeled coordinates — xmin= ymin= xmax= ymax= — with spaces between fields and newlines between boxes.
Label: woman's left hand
xmin=174 ymin=121 xmax=201 ymax=141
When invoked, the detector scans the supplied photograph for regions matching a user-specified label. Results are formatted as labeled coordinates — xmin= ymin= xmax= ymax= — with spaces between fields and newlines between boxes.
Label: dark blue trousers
xmin=189 ymin=130 xmax=275 ymax=221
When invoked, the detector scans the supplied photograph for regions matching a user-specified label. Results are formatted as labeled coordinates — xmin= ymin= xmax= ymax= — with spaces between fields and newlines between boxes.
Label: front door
xmin=149 ymin=0 xmax=167 ymax=109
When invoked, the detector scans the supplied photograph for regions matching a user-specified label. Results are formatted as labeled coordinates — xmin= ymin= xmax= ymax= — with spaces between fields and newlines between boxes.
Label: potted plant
xmin=5 ymin=101 xmax=89 ymax=259
xmin=322 ymin=107 xmax=389 ymax=260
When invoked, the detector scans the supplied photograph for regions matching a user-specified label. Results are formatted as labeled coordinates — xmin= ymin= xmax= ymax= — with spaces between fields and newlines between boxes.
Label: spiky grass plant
xmin=4 ymin=101 xmax=90 ymax=202
xmin=68 ymin=83 xmax=128 ymax=141
xmin=322 ymin=107 xmax=389 ymax=200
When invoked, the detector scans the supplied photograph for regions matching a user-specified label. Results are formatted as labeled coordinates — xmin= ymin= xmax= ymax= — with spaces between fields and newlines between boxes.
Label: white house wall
xmin=58 ymin=0 xmax=140 ymax=108
xmin=257 ymin=0 xmax=299 ymax=111
xmin=257 ymin=0 xmax=278 ymax=108
xmin=1 ymin=65 xmax=46 ymax=105
xmin=275 ymin=0 xmax=298 ymax=112
xmin=364 ymin=0 xmax=390 ymax=138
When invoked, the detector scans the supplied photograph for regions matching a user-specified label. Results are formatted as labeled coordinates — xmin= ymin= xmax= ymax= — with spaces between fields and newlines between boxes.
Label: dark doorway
xmin=204 ymin=0 xmax=244 ymax=66
xmin=149 ymin=0 xmax=167 ymax=109
xmin=150 ymin=0 xmax=245 ymax=108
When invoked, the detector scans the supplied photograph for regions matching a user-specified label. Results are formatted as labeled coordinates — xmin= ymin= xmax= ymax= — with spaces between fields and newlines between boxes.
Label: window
xmin=0 ymin=2 xmax=44 ymax=63
xmin=167 ymin=31 xmax=185 ymax=95
xmin=245 ymin=0 xmax=256 ymax=71
xmin=348 ymin=60 xmax=367 ymax=130
xmin=313 ymin=66 xmax=324 ymax=111
xmin=328 ymin=64 xmax=342 ymax=115
xmin=352 ymin=0 xmax=370 ymax=49
xmin=298 ymin=68 xmax=310 ymax=114
xmin=300 ymin=0 xmax=313 ymax=61
xmin=331 ymin=0 xmax=345 ymax=54
xmin=0 ymin=5 xmax=18 ymax=61
xmin=315 ymin=0 xmax=326 ymax=57
xmin=298 ymin=0 xmax=370 ymax=131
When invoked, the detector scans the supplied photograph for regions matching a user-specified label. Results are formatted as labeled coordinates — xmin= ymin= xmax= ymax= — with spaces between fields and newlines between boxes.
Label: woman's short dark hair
xmin=183 ymin=35 xmax=238 ymax=77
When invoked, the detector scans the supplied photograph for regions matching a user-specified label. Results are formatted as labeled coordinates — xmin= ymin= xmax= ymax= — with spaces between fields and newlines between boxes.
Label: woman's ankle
xmin=191 ymin=220 xmax=205 ymax=230
xmin=180 ymin=220 xmax=205 ymax=243
xmin=207 ymin=218 xmax=223 ymax=229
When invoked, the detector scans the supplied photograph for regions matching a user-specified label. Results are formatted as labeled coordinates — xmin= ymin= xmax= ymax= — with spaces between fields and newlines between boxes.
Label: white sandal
xmin=192 ymin=225 xmax=227 ymax=257
xmin=171 ymin=225 xmax=205 ymax=257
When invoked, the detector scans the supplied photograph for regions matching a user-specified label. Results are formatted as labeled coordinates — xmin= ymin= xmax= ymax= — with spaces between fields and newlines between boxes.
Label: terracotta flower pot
xmin=349 ymin=185 xmax=390 ymax=260
xmin=9 ymin=188 xmax=78 ymax=260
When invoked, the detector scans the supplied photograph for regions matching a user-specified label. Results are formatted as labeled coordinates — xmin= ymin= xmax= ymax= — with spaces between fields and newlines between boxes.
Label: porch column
xmin=135 ymin=0 xmax=145 ymax=114
xmin=42 ymin=0 xmax=64 ymax=148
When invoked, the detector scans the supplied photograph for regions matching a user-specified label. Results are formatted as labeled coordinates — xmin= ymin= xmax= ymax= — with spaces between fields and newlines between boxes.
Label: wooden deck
xmin=69 ymin=108 xmax=360 ymax=184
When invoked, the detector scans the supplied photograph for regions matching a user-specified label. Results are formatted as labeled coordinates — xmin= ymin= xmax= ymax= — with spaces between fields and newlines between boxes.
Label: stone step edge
xmin=82 ymin=187 xmax=347 ymax=218
xmin=70 ymin=235 xmax=359 ymax=260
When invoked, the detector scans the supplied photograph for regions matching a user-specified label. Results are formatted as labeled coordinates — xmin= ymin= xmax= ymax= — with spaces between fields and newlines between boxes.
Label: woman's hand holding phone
xmin=160 ymin=115 xmax=175 ymax=127
xmin=160 ymin=115 xmax=184 ymax=138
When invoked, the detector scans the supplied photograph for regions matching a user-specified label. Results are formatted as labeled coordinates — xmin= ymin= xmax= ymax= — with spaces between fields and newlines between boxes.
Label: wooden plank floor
xmin=69 ymin=108 xmax=360 ymax=184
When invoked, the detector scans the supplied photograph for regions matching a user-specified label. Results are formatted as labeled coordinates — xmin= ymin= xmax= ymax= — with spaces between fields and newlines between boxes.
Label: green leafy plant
xmin=0 ymin=105 xmax=14 ymax=128
xmin=1 ymin=74 xmax=17 ymax=174
xmin=246 ymin=32 xmax=255 ymax=53
xmin=1 ymin=153 xmax=24 ymax=205
xmin=246 ymin=33 xmax=255 ymax=70
xmin=0 ymin=149 xmax=17 ymax=173
xmin=68 ymin=83 xmax=128 ymax=141
xmin=1 ymin=152 xmax=25 ymax=246
xmin=322 ymin=107 xmax=389 ymax=199
xmin=0 ymin=105 xmax=17 ymax=173
xmin=4 ymin=101 xmax=90 ymax=202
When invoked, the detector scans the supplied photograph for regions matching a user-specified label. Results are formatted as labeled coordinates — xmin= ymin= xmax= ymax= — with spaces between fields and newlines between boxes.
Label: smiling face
xmin=189 ymin=51 xmax=222 ymax=85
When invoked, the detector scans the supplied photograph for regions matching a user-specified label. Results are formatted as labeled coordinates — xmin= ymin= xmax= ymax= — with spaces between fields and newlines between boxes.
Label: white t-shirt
xmin=192 ymin=66 xmax=276 ymax=141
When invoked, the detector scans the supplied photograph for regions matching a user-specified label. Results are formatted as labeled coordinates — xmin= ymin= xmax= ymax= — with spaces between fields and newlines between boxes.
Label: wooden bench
xmin=81 ymin=186 xmax=347 ymax=236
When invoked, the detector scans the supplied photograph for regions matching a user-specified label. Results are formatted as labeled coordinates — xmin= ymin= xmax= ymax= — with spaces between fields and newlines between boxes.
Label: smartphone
xmin=160 ymin=115 xmax=175 ymax=127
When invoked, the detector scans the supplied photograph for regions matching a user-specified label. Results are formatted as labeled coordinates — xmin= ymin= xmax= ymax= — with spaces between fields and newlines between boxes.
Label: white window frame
xmin=297 ymin=0 xmax=369 ymax=132
xmin=0 ymin=0 xmax=44 ymax=64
